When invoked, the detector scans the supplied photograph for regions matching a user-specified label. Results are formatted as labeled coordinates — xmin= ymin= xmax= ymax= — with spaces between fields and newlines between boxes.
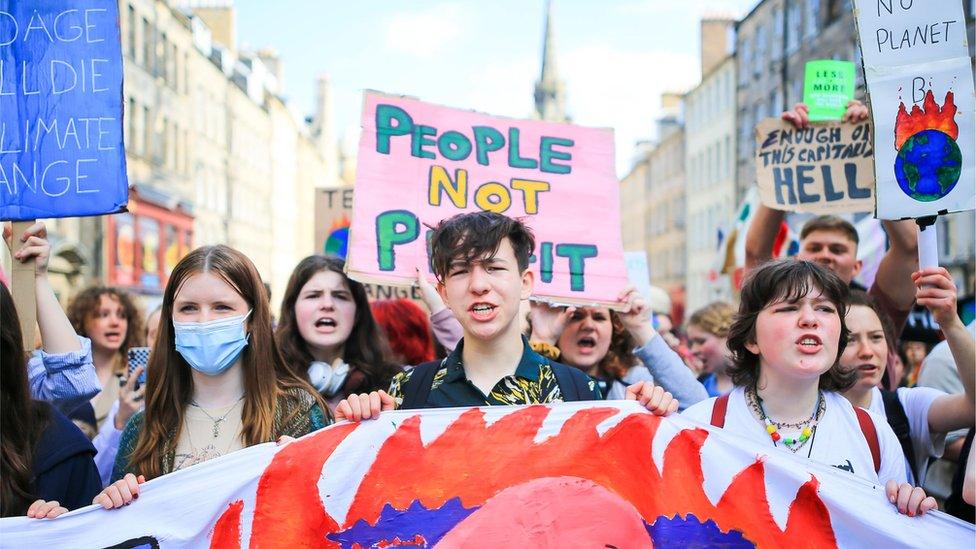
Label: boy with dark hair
xmin=334 ymin=211 xmax=678 ymax=419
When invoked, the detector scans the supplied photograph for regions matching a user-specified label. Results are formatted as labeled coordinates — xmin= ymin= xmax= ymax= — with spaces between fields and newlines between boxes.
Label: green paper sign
xmin=803 ymin=60 xmax=856 ymax=121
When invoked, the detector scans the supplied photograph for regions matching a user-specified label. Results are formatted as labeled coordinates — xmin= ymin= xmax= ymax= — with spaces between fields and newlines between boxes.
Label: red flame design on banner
xmin=210 ymin=407 xmax=837 ymax=547
xmin=895 ymin=90 xmax=958 ymax=150
xmin=210 ymin=422 xmax=359 ymax=548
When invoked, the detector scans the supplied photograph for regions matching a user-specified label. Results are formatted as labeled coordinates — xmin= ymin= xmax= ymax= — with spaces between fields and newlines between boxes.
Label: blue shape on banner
xmin=647 ymin=513 xmax=755 ymax=547
xmin=0 ymin=1 xmax=129 ymax=221
xmin=327 ymin=498 xmax=477 ymax=547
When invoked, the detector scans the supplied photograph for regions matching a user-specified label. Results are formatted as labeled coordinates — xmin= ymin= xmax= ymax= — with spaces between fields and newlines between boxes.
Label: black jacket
xmin=33 ymin=405 xmax=101 ymax=510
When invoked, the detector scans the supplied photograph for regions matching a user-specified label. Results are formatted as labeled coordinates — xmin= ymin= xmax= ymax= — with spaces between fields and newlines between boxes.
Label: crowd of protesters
xmin=2 ymin=102 xmax=973 ymax=526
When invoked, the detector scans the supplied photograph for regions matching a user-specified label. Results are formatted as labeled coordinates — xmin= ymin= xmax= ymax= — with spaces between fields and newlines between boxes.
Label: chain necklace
xmin=180 ymin=413 xmax=241 ymax=470
xmin=189 ymin=395 xmax=244 ymax=438
xmin=747 ymin=386 xmax=824 ymax=454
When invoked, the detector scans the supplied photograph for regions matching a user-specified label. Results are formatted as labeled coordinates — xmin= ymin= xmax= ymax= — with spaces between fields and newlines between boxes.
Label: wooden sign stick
xmin=11 ymin=220 xmax=37 ymax=350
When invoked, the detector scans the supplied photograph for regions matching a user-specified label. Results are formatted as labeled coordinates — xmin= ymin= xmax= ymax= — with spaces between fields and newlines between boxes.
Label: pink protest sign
xmin=347 ymin=91 xmax=627 ymax=306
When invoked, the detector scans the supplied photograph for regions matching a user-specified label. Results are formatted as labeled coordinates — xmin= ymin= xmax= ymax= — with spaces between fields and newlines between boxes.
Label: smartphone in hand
xmin=127 ymin=347 xmax=151 ymax=390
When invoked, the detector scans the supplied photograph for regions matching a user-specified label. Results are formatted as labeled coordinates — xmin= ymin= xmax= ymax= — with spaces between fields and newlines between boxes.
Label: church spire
xmin=534 ymin=0 xmax=567 ymax=122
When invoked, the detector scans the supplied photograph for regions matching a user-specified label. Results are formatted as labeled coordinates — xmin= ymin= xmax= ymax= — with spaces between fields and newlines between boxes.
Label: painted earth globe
xmin=894 ymin=129 xmax=962 ymax=202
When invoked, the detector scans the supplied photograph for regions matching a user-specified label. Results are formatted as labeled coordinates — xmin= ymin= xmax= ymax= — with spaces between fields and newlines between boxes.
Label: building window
xmin=787 ymin=3 xmax=801 ymax=53
xmin=772 ymin=8 xmax=784 ymax=58
xmin=183 ymin=53 xmax=190 ymax=95
xmin=142 ymin=105 xmax=151 ymax=158
xmin=159 ymin=33 xmax=168 ymax=80
xmin=142 ymin=17 xmax=152 ymax=71
xmin=183 ymin=129 xmax=190 ymax=175
xmin=171 ymin=46 xmax=179 ymax=90
xmin=126 ymin=5 xmax=136 ymax=59
xmin=739 ymin=38 xmax=751 ymax=84
xmin=754 ymin=24 xmax=766 ymax=76
xmin=724 ymin=135 xmax=731 ymax=174
xmin=125 ymin=97 xmax=134 ymax=149
xmin=170 ymin=43 xmax=178 ymax=89
xmin=806 ymin=0 xmax=821 ymax=38
xmin=156 ymin=117 xmax=168 ymax=167
xmin=740 ymin=110 xmax=752 ymax=160
xmin=709 ymin=146 xmax=716 ymax=185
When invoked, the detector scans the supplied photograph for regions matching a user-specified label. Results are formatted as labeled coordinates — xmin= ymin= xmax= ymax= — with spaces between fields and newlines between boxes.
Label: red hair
xmin=371 ymin=299 xmax=435 ymax=365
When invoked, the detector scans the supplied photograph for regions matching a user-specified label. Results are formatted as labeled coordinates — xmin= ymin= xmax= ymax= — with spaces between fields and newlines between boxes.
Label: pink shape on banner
xmin=437 ymin=476 xmax=652 ymax=547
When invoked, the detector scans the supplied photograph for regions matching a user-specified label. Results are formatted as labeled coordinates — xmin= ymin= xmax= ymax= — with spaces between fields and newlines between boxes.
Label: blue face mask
xmin=173 ymin=311 xmax=251 ymax=376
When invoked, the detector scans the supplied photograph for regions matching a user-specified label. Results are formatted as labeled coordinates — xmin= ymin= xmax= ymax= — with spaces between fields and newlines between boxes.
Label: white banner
xmin=1 ymin=402 xmax=972 ymax=547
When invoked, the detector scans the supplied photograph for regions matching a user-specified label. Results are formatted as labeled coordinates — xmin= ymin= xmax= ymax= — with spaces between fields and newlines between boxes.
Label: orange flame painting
xmin=211 ymin=407 xmax=838 ymax=548
xmin=894 ymin=90 xmax=959 ymax=150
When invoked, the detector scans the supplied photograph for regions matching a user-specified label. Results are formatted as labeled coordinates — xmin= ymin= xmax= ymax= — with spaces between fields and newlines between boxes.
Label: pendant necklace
xmin=190 ymin=395 xmax=244 ymax=439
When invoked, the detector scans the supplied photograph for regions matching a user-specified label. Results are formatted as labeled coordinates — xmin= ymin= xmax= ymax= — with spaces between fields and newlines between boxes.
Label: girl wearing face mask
xmin=66 ymin=287 xmax=145 ymax=438
xmin=683 ymin=260 xmax=937 ymax=517
xmin=94 ymin=246 xmax=329 ymax=509
xmin=840 ymin=270 xmax=974 ymax=486
xmin=687 ymin=302 xmax=735 ymax=397
xmin=529 ymin=288 xmax=707 ymax=409
xmin=276 ymin=255 xmax=400 ymax=410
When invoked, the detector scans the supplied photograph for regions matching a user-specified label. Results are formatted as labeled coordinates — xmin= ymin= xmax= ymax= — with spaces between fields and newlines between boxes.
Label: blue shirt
xmin=698 ymin=373 xmax=731 ymax=398
xmin=27 ymin=336 xmax=100 ymax=415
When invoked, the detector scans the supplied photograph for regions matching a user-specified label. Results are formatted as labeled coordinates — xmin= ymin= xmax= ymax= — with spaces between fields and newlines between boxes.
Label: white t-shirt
xmin=867 ymin=385 xmax=946 ymax=485
xmin=683 ymin=387 xmax=908 ymax=486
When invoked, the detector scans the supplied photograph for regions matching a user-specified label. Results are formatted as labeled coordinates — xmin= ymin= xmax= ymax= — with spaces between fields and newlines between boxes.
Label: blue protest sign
xmin=0 ymin=1 xmax=128 ymax=221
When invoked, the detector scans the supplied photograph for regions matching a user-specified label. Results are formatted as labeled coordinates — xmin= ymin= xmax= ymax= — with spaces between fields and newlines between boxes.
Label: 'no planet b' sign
xmin=0 ymin=1 xmax=128 ymax=221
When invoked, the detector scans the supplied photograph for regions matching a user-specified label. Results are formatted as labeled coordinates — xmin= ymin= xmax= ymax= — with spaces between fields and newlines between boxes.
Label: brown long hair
xmin=67 ymin=286 xmax=144 ymax=373
xmin=127 ymin=245 xmax=325 ymax=479
xmin=276 ymin=255 xmax=399 ymax=395
xmin=0 ymin=283 xmax=50 ymax=516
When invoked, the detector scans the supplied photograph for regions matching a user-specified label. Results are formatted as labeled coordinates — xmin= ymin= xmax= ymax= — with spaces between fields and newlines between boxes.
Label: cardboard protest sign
xmin=315 ymin=186 xmax=424 ymax=303
xmin=315 ymin=187 xmax=354 ymax=259
xmin=803 ymin=60 xmax=856 ymax=121
xmin=624 ymin=251 xmax=654 ymax=303
xmin=347 ymin=91 xmax=627 ymax=306
xmin=853 ymin=0 xmax=975 ymax=219
xmin=3 ymin=402 xmax=973 ymax=547
xmin=754 ymin=118 xmax=875 ymax=214
xmin=0 ymin=2 xmax=129 ymax=221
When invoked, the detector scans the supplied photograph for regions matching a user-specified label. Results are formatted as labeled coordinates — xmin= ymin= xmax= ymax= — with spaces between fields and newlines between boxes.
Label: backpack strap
xmin=398 ymin=360 xmax=440 ymax=410
xmin=881 ymin=389 xmax=919 ymax=481
xmin=854 ymin=406 xmax=882 ymax=475
xmin=550 ymin=362 xmax=588 ymax=401
xmin=710 ymin=394 xmax=730 ymax=428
